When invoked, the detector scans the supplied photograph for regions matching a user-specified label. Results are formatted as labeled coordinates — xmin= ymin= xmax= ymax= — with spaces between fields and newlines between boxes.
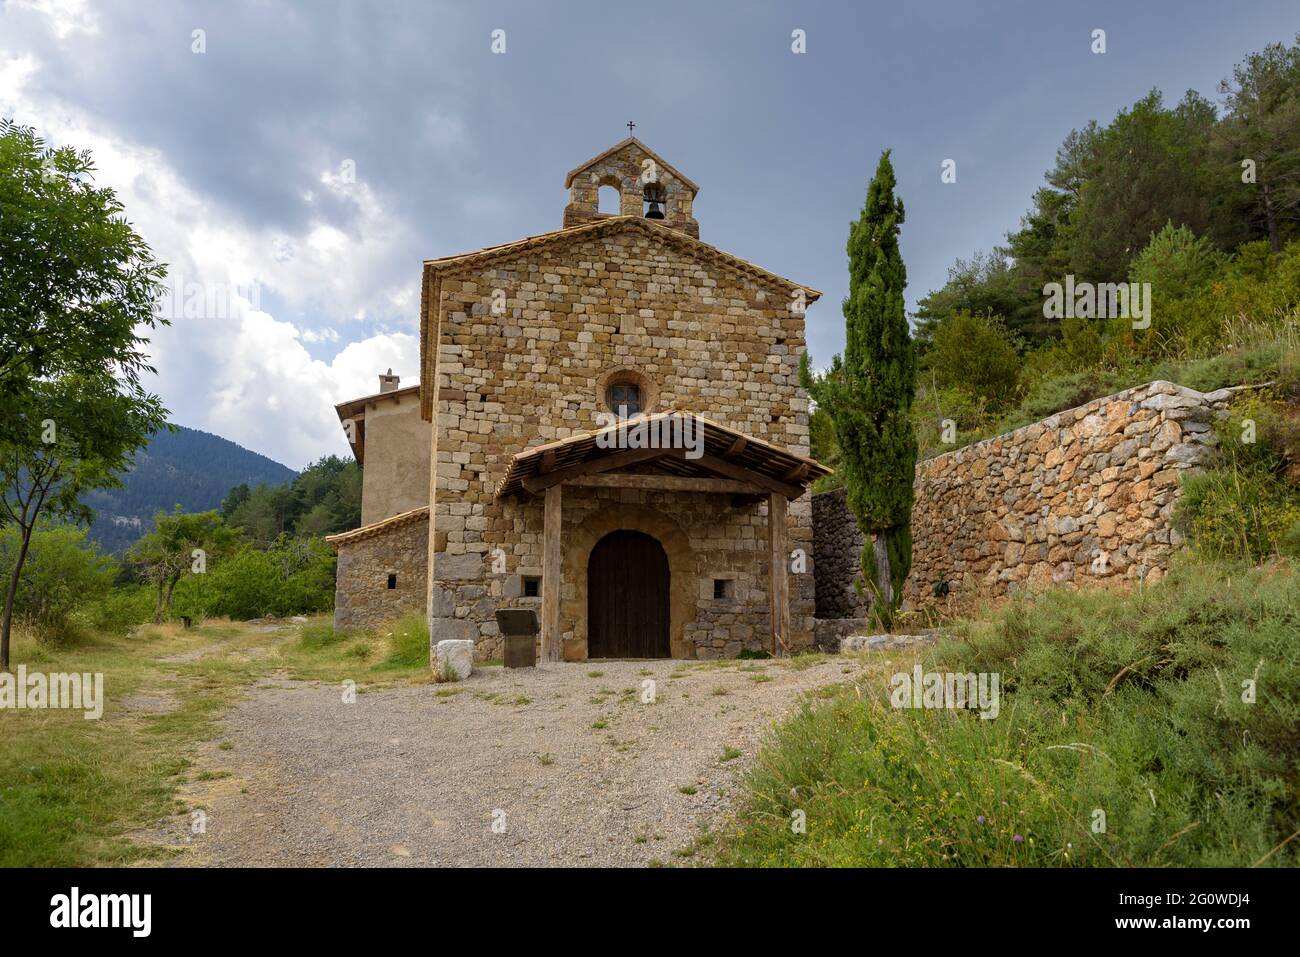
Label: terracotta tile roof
xmin=494 ymin=410 xmax=831 ymax=499
xmin=418 ymin=216 xmax=822 ymax=420
xmin=324 ymin=506 xmax=429 ymax=551
xmin=563 ymin=136 xmax=699 ymax=191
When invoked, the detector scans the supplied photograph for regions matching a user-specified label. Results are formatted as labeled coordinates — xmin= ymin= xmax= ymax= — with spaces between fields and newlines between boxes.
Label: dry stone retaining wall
xmin=812 ymin=381 xmax=1237 ymax=616
xmin=812 ymin=487 xmax=869 ymax=619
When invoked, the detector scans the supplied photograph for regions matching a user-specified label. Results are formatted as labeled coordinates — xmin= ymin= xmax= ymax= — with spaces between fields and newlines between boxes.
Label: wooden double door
xmin=586 ymin=530 xmax=670 ymax=658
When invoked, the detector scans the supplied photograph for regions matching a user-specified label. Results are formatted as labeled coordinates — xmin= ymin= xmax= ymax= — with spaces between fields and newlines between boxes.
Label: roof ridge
xmin=325 ymin=505 xmax=430 ymax=550
xmin=563 ymin=137 xmax=699 ymax=192
xmin=424 ymin=216 xmax=821 ymax=298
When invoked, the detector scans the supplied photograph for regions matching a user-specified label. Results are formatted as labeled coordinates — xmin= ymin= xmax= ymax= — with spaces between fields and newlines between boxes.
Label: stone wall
xmin=425 ymin=218 xmax=816 ymax=660
xmin=332 ymin=511 xmax=429 ymax=633
xmin=563 ymin=140 xmax=699 ymax=237
xmin=811 ymin=381 xmax=1236 ymax=613
xmin=909 ymin=381 xmax=1232 ymax=601
xmin=812 ymin=486 xmax=869 ymax=619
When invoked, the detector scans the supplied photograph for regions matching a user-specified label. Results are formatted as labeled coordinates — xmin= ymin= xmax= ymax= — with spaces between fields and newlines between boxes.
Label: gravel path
xmin=163 ymin=657 xmax=865 ymax=867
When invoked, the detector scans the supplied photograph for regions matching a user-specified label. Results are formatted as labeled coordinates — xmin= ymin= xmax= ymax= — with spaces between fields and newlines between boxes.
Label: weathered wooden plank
xmin=767 ymin=492 xmax=789 ymax=657
xmin=692 ymin=453 xmax=803 ymax=499
xmin=566 ymin=474 xmax=759 ymax=494
xmin=521 ymin=447 xmax=666 ymax=495
xmin=722 ymin=435 xmax=748 ymax=460
xmin=541 ymin=484 xmax=562 ymax=662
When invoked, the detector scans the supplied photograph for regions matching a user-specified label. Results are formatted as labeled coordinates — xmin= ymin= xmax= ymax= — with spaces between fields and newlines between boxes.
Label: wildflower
xmin=976 ymin=815 xmax=985 ymax=824
xmin=1012 ymin=834 xmax=1024 ymax=843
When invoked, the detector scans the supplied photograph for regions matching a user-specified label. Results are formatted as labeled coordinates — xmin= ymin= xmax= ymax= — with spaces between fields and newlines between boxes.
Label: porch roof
xmin=494 ymin=411 xmax=831 ymax=500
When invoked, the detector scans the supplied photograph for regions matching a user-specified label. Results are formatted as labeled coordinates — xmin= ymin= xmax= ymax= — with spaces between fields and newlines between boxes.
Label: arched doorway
xmin=587 ymin=530 xmax=670 ymax=658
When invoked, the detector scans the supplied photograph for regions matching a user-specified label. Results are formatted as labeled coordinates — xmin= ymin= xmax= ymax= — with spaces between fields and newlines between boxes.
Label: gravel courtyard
xmin=165 ymin=655 xmax=869 ymax=867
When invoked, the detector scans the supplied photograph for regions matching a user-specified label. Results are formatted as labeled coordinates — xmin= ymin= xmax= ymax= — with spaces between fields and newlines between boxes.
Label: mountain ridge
xmin=84 ymin=424 xmax=298 ymax=553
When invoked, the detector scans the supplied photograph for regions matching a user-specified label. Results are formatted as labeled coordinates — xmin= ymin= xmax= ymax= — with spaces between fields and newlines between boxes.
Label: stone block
xmin=436 ymin=551 xmax=483 ymax=581
xmin=433 ymin=639 xmax=474 ymax=681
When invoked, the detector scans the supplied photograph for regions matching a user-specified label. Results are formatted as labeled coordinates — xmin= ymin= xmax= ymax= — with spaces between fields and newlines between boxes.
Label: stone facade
xmin=324 ymin=138 xmax=824 ymax=661
xmin=332 ymin=509 xmax=429 ymax=632
xmin=809 ymin=380 xmax=1237 ymax=615
xmin=424 ymin=210 xmax=819 ymax=660
xmin=562 ymin=137 xmax=699 ymax=238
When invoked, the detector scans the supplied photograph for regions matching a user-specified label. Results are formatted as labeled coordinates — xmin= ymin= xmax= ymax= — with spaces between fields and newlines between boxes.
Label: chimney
xmin=379 ymin=368 xmax=399 ymax=393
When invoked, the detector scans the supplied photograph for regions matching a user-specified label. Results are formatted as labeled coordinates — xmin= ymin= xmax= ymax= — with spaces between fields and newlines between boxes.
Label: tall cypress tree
xmin=801 ymin=150 xmax=916 ymax=627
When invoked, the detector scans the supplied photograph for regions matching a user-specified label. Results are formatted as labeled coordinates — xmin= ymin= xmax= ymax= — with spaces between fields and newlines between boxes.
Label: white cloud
xmin=0 ymin=40 xmax=428 ymax=469
xmin=4 ymin=0 xmax=99 ymax=39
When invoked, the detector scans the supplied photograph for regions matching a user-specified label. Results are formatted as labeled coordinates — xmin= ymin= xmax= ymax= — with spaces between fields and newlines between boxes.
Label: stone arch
xmin=595 ymin=366 xmax=659 ymax=418
xmin=561 ymin=501 xmax=697 ymax=660
xmin=596 ymin=173 xmax=621 ymax=215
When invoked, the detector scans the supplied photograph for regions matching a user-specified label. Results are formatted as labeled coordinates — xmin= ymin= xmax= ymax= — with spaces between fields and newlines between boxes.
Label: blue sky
xmin=2 ymin=0 xmax=1295 ymax=468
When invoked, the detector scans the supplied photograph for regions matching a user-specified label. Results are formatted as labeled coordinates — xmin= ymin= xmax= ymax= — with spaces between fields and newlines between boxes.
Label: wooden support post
xmin=767 ymin=492 xmax=788 ymax=657
xmin=542 ymin=484 xmax=562 ymax=662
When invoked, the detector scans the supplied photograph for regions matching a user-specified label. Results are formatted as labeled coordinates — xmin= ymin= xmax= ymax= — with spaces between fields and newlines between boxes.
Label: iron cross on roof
xmin=626 ymin=121 xmax=635 ymax=135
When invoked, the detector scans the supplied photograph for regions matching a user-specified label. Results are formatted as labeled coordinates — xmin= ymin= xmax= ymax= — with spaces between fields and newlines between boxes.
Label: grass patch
xmin=0 ymin=613 xmax=433 ymax=866
xmin=373 ymin=614 xmax=430 ymax=671
xmin=715 ymin=559 xmax=1300 ymax=868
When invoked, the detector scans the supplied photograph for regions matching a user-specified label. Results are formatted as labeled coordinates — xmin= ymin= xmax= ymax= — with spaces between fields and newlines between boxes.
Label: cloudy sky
xmin=3 ymin=0 xmax=1295 ymax=469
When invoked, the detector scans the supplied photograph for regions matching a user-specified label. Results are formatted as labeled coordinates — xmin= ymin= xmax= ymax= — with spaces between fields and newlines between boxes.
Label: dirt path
xmin=158 ymin=656 xmax=866 ymax=866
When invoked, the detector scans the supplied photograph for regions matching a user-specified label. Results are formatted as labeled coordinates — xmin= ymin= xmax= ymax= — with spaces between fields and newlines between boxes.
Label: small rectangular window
xmin=387 ymin=573 xmax=397 ymax=590
xmin=523 ymin=575 xmax=541 ymax=598
xmin=713 ymin=578 xmax=733 ymax=600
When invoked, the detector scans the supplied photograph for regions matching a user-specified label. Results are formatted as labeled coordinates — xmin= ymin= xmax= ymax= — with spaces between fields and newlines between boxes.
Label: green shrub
xmin=716 ymin=561 xmax=1300 ymax=867
xmin=1129 ymin=222 xmax=1229 ymax=301
xmin=79 ymin=583 xmax=154 ymax=635
xmin=172 ymin=536 xmax=335 ymax=621
xmin=1174 ymin=392 xmax=1300 ymax=561
xmin=923 ymin=311 xmax=1022 ymax=412
xmin=0 ymin=526 xmax=114 ymax=641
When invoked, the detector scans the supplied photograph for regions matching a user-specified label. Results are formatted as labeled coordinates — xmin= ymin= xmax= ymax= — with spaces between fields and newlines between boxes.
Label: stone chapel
xmin=327 ymin=137 xmax=829 ymax=663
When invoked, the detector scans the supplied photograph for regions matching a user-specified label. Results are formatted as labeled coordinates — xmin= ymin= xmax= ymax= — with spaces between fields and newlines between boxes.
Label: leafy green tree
xmin=801 ymin=150 xmax=917 ymax=626
xmin=912 ymin=250 xmax=1030 ymax=351
xmin=1128 ymin=222 xmax=1229 ymax=300
xmin=220 ymin=483 xmax=251 ymax=519
xmin=172 ymin=536 xmax=336 ymax=621
xmin=1212 ymin=34 xmax=1300 ymax=251
xmin=924 ymin=311 xmax=1023 ymax=410
xmin=0 ymin=121 xmax=169 ymax=665
xmin=1068 ymin=90 xmax=1218 ymax=281
xmin=0 ymin=376 xmax=167 ymax=666
xmin=0 ymin=119 xmax=166 ymax=399
xmin=0 ymin=525 xmax=114 ymax=639
xmin=127 ymin=509 xmax=237 ymax=623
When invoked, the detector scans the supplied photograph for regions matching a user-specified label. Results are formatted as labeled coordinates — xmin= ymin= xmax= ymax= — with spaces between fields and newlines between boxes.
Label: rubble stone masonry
xmin=813 ymin=380 xmax=1238 ymax=616
xmin=426 ymin=219 xmax=817 ymax=660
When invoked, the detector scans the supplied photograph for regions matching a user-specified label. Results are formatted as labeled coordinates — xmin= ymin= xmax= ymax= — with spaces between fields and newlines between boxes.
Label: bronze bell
xmin=644 ymin=200 xmax=665 ymax=220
